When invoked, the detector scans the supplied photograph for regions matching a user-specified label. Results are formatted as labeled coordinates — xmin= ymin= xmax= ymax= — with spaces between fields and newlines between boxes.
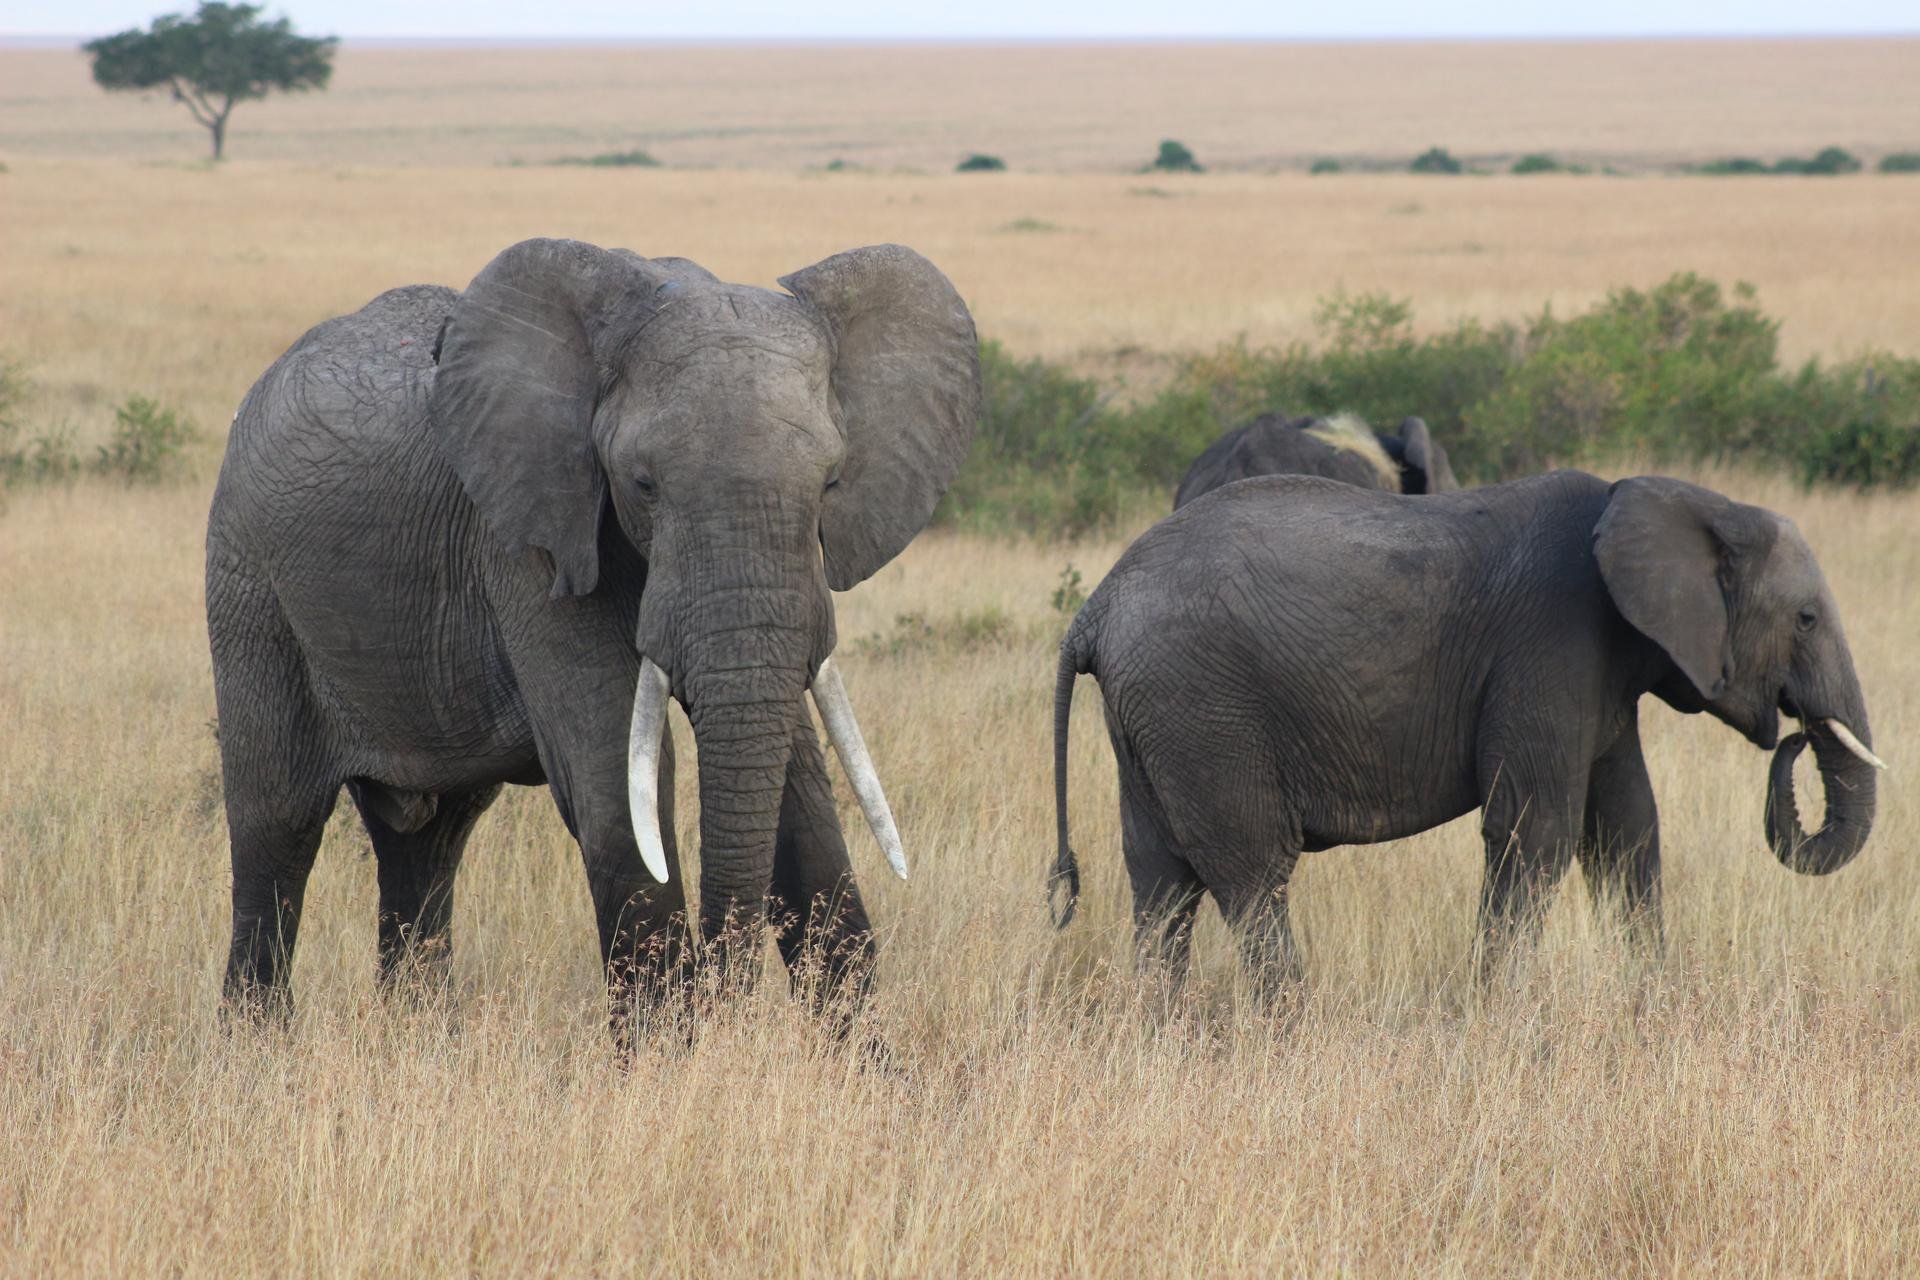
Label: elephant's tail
xmin=1049 ymin=626 xmax=1089 ymax=929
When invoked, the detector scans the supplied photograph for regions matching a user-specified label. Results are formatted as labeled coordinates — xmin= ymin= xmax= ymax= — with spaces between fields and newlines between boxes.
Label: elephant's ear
xmin=1398 ymin=418 xmax=1457 ymax=493
xmin=1594 ymin=476 xmax=1756 ymax=700
xmin=431 ymin=238 xmax=660 ymax=599
xmin=780 ymin=245 xmax=981 ymax=589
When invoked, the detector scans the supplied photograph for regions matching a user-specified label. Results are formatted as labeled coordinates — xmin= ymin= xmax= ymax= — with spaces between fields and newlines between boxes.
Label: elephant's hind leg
xmin=1214 ymin=864 xmax=1305 ymax=1011
xmin=1115 ymin=742 xmax=1204 ymax=990
xmin=209 ymin=558 xmax=341 ymax=1019
xmin=348 ymin=781 xmax=501 ymax=993
xmin=772 ymin=703 xmax=877 ymax=1021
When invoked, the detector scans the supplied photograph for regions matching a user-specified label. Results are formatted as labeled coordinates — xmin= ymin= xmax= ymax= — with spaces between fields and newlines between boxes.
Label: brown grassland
xmin=3 ymin=38 xmax=1920 ymax=1276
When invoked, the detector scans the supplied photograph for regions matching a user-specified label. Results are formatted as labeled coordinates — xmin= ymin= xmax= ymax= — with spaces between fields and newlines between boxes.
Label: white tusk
xmin=627 ymin=658 xmax=673 ymax=884
xmin=1825 ymin=719 xmax=1888 ymax=771
xmin=810 ymin=657 xmax=909 ymax=881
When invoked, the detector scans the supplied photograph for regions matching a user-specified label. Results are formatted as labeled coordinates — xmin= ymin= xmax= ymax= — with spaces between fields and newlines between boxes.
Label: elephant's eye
xmin=634 ymin=472 xmax=655 ymax=497
xmin=824 ymin=472 xmax=842 ymax=493
xmin=1797 ymin=608 xmax=1818 ymax=633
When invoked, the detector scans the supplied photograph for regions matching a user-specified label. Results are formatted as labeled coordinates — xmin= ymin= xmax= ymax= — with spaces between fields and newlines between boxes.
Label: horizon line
xmin=4 ymin=31 xmax=1917 ymax=47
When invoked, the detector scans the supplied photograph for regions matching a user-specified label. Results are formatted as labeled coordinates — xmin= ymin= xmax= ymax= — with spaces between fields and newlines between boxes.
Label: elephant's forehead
xmin=645 ymin=285 xmax=828 ymax=367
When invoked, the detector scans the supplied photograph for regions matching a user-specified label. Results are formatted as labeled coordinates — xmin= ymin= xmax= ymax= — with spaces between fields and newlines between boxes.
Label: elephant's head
xmin=1377 ymin=417 xmax=1458 ymax=494
xmin=1594 ymin=476 xmax=1883 ymax=875
xmin=428 ymin=238 xmax=979 ymax=914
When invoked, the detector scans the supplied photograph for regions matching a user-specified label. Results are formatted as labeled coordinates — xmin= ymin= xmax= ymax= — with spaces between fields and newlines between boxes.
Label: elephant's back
xmin=213 ymin=285 xmax=461 ymax=551
xmin=1173 ymin=416 xmax=1385 ymax=508
xmin=207 ymin=285 xmax=533 ymax=779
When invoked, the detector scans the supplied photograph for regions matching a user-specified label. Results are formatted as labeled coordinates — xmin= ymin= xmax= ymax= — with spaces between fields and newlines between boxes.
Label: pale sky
xmin=4 ymin=0 xmax=1914 ymax=39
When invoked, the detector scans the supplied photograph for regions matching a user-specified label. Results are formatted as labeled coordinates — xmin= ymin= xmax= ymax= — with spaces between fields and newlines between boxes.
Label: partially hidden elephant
xmin=1173 ymin=411 xmax=1458 ymax=509
xmin=207 ymin=238 xmax=980 ymax=1021
xmin=1050 ymin=471 xmax=1881 ymax=995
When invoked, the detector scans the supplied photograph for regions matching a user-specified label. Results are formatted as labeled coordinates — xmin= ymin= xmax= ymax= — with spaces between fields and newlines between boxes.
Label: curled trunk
xmin=1766 ymin=724 xmax=1877 ymax=875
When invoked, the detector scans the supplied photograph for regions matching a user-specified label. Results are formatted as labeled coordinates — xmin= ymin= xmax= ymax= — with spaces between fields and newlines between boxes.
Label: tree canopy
xmin=84 ymin=3 xmax=337 ymax=160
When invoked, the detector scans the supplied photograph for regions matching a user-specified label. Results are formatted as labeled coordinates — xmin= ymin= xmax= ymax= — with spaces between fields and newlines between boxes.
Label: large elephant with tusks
xmin=206 ymin=238 xmax=980 ymax=1027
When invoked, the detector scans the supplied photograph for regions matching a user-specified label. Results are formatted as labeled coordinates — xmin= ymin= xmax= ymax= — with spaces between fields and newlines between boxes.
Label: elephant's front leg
xmin=770 ymin=700 xmax=877 ymax=1020
xmin=550 ymin=722 xmax=693 ymax=1032
xmin=1476 ymin=752 xmax=1584 ymax=984
xmin=1577 ymin=710 xmax=1663 ymax=955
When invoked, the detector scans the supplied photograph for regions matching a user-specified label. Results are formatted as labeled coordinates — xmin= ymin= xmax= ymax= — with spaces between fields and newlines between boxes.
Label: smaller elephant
xmin=1173 ymin=412 xmax=1458 ymax=509
xmin=1050 ymin=471 xmax=1881 ymax=998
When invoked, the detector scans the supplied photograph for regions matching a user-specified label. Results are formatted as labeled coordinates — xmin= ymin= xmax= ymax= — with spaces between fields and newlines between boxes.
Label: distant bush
xmin=1409 ymin=146 xmax=1464 ymax=175
xmin=934 ymin=276 xmax=1920 ymax=534
xmin=957 ymin=153 xmax=1007 ymax=172
xmin=1147 ymin=140 xmax=1202 ymax=173
xmin=1773 ymin=146 xmax=1861 ymax=175
xmin=1880 ymin=152 xmax=1920 ymax=173
xmin=1309 ymin=157 xmax=1342 ymax=174
xmin=1693 ymin=147 xmax=1861 ymax=176
xmin=95 ymin=396 xmax=198 ymax=483
xmin=1693 ymin=156 xmax=1770 ymax=175
xmin=551 ymin=149 xmax=661 ymax=168
xmin=1510 ymin=153 xmax=1561 ymax=174
xmin=1000 ymin=217 xmax=1063 ymax=234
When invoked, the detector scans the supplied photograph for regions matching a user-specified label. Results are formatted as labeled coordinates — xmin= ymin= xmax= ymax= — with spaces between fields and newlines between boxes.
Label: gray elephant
xmin=1050 ymin=471 xmax=1881 ymax=995
xmin=1173 ymin=412 xmax=1458 ymax=509
xmin=207 ymin=238 xmax=979 ymax=1022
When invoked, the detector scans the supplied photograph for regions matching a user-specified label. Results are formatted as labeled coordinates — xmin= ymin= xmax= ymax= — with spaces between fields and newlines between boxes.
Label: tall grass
xmin=2 ymin=464 xmax=1916 ymax=1273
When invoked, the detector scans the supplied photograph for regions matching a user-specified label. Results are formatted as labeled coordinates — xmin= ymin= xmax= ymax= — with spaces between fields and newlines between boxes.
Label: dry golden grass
xmin=1 ymin=464 xmax=1917 ymax=1274
xmin=5 ymin=37 xmax=1920 ymax=1275
xmin=5 ymin=158 xmax=1920 ymax=459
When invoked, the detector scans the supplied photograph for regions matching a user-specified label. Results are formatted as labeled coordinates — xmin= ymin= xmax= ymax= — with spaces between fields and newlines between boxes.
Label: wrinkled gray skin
xmin=1052 ymin=471 xmax=1876 ymax=995
xmin=207 ymin=238 xmax=979 ymax=1024
xmin=1172 ymin=413 xmax=1459 ymax=508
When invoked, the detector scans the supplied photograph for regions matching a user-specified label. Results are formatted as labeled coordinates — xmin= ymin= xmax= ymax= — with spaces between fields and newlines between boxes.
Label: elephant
xmin=1049 ymin=470 xmax=1881 ymax=996
xmin=1172 ymin=412 xmax=1458 ymax=509
xmin=206 ymin=237 xmax=980 ymax=1024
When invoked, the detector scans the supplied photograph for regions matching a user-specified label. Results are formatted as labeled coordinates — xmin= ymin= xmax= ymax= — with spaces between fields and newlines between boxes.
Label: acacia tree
xmin=84 ymin=3 xmax=336 ymax=161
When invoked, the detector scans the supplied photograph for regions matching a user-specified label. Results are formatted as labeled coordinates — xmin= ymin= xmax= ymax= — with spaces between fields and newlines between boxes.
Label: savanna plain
xmin=3 ymin=38 xmax=1920 ymax=1276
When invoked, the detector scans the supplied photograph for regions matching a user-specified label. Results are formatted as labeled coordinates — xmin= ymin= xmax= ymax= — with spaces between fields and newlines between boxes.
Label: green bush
xmin=1878 ymin=152 xmax=1920 ymax=173
xmin=934 ymin=277 xmax=1920 ymax=535
xmin=1410 ymin=146 xmax=1463 ymax=174
xmin=1694 ymin=148 xmax=1862 ymax=176
xmin=551 ymin=149 xmax=660 ymax=168
xmin=1466 ymin=276 xmax=1782 ymax=474
xmin=1147 ymin=140 xmax=1202 ymax=173
xmin=1772 ymin=146 xmax=1861 ymax=175
xmin=95 ymin=395 xmax=198 ymax=483
xmin=1693 ymin=157 xmax=1770 ymax=175
xmin=1510 ymin=153 xmax=1561 ymax=174
xmin=1309 ymin=157 xmax=1342 ymax=174
xmin=957 ymin=153 xmax=1006 ymax=172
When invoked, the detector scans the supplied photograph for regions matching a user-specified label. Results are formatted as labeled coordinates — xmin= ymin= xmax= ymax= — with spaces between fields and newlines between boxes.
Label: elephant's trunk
xmin=1766 ymin=718 xmax=1879 ymax=875
xmin=622 ymin=520 xmax=906 ymax=980
xmin=681 ymin=653 xmax=808 ymax=955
